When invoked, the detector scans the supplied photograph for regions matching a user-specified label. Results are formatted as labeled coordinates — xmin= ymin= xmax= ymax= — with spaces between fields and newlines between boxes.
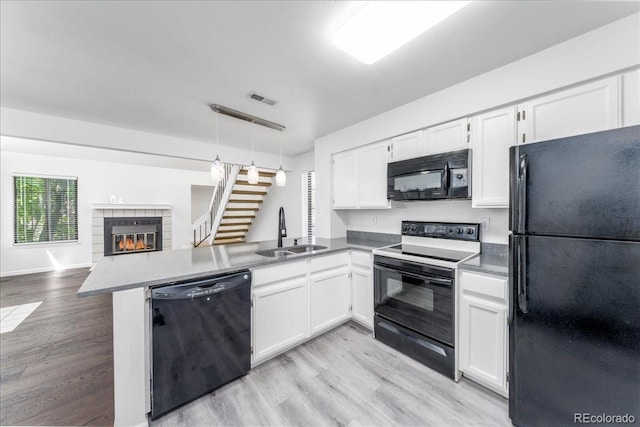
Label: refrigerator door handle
xmin=517 ymin=154 xmax=528 ymax=233
xmin=508 ymin=236 xmax=516 ymax=324
xmin=517 ymin=236 xmax=528 ymax=313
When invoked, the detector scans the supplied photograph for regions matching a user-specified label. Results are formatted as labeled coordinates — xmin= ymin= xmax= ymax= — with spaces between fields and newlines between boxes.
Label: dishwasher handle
xmin=151 ymin=270 xmax=251 ymax=300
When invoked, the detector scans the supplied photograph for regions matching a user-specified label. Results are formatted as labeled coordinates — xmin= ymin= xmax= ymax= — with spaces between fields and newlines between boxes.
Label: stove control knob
xmin=466 ymin=228 xmax=474 ymax=235
xmin=410 ymin=224 xmax=417 ymax=232
xmin=457 ymin=227 xmax=464 ymax=234
xmin=402 ymin=224 xmax=410 ymax=232
xmin=448 ymin=227 xmax=454 ymax=233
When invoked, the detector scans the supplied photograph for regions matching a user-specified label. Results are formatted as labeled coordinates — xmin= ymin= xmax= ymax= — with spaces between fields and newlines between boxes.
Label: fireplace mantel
xmin=93 ymin=204 xmax=172 ymax=210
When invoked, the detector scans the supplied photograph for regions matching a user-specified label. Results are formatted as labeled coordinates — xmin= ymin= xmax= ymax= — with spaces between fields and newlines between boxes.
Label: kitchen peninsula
xmin=78 ymin=235 xmax=394 ymax=426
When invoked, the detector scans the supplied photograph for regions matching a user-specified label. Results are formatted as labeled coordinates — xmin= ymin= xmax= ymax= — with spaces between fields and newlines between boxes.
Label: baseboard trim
xmin=0 ymin=263 xmax=93 ymax=278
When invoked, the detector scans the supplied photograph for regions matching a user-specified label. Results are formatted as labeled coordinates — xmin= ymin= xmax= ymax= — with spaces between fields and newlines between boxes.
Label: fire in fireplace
xmin=104 ymin=217 xmax=163 ymax=256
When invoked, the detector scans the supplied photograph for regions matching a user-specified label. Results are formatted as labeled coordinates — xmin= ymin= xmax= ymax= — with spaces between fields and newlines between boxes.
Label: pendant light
xmin=247 ymin=124 xmax=259 ymax=184
xmin=210 ymin=112 xmax=225 ymax=182
xmin=275 ymin=138 xmax=286 ymax=187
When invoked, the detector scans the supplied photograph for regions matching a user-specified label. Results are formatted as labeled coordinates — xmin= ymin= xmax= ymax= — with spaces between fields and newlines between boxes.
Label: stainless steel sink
xmin=255 ymin=249 xmax=292 ymax=257
xmin=286 ymin=245 xmax=327 ymax=253
xmin=255 ymin=244 xmax=328 ymax=257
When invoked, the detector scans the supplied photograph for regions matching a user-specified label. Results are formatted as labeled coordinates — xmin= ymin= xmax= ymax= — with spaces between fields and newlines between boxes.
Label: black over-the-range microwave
xmin=387 ymin=149 xmax=471 ymax=201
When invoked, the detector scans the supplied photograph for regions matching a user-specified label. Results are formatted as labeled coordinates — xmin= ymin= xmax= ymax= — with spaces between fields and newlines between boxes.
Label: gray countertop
xmin=459 ymin=244 xmax=509 ymax=277
xmin=78 ymin=237 xmax=390 ymax=297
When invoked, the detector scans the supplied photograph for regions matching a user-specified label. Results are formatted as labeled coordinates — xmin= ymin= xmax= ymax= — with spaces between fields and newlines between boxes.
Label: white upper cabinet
xmin=471 ymin=107 xmax=516 ymax=208
xmin=389 ymin=130 xmax=423 ymax=162
xmin=517 ymin=76 xmax=621 ymax=144
xmin=332 ymin=150 xmax=358 ymax=208
xmin=424 ymin=117 xmax=469 ymax=154
xmin=358 ymin=140 xmax=390 ymax=208
xmin=622 ymin=69 xmax=640 ymax=127
xmin=332 ymin=140 xmax=389 ymax=210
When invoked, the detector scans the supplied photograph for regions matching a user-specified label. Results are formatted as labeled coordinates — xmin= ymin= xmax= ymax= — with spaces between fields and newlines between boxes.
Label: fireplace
xmin=104 ymin=217 xmax=163 ymax=256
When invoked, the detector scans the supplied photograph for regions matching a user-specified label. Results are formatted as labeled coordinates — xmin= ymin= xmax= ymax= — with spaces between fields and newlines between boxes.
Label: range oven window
xmin=374 ymin=257 xmax=454 ymax=346
xmin=386 ymin=277 xmax=435 ymax=312
xmin=393 ymin=171 xmax=443 ymax=192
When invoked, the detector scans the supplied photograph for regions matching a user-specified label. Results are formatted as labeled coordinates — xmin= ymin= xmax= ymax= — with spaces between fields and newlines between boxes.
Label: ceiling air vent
xmin=248 ymin=91 xmax=277 ymax=106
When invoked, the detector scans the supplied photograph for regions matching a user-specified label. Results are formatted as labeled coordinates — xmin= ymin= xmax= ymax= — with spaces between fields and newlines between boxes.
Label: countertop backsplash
xmin=346 ymin=230 xmax=401 ymax=245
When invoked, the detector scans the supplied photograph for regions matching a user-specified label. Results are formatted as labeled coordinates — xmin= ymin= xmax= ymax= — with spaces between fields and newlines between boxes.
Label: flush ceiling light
xmin=332 ymin=1 xmax=470 ymax=65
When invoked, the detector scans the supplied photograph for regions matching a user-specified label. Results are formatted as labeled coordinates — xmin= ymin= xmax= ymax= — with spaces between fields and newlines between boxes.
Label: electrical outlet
xmin=480 ymin=217 xmax=490 ymax=232
xmin=372 ymin=216 xmax=377 ymax=225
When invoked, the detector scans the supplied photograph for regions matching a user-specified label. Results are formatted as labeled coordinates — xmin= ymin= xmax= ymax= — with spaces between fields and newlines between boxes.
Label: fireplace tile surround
xmin=92 ymin=205 xmax=171 ymax=264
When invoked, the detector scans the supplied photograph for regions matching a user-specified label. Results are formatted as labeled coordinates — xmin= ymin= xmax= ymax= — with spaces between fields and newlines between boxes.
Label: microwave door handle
xmin=443 ymin=162 xmax=450 ymax=196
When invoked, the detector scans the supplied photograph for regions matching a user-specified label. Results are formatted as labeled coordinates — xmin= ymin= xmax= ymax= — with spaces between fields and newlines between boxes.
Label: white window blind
xmin=13 ymin=175 xmax=78 ymax=244
xmin=305 ymin=171 xmax=316 ymax=239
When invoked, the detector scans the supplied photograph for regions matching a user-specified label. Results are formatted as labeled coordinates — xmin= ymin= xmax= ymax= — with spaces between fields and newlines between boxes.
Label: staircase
xmin=193 ymin=165 xmax=276 ymax=247
xmin=214 ymin=167 xmax=276 ymax=245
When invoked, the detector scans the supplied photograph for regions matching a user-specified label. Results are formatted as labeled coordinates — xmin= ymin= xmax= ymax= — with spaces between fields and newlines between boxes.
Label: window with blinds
xmin=13 ymin=175 xmax=78 ymax=244
xmin=305 ymin=171 xmax=316 ymax=239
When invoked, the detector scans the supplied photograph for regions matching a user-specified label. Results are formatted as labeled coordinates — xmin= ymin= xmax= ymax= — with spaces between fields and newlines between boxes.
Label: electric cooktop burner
xmin=380 ymin=244 xmax=475 ymax=263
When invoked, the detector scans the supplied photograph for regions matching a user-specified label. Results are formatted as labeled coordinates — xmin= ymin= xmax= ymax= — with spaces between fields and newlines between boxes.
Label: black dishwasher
xmin=150 ymin=270 xmax=251 ymax=419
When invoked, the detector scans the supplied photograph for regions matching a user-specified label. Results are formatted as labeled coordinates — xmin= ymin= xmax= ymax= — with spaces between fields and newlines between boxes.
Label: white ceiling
xmin=1 ymin=1 xmax=638 ymax=157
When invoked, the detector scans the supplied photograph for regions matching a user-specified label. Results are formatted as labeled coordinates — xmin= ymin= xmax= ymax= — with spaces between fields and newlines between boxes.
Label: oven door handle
xmin=374 ymin=264 xmax=453 ymax=288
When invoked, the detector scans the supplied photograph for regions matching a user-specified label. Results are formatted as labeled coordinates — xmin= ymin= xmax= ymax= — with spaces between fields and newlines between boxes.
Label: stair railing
xmin=207 ymin=164 xmax=241 ymax=245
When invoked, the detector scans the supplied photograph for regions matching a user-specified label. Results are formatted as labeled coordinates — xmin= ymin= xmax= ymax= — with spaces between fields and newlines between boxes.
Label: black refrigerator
xmin=509 ymin=125 xmax=640 ymax=426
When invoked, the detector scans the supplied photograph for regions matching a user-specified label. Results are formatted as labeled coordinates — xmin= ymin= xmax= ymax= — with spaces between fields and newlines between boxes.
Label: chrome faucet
xmin=278 ymin=207 xmax=287 ymax=248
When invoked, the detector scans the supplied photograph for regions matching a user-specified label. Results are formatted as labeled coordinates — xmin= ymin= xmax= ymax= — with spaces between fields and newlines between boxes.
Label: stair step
xmin=232 ymin=190 xmax=268 ymax=196
xmin=216 ymin=231 xmax=247 ymax=237
xmin=214 ymin=238 xmax=245 ymax=245
xmin=219 ymin=222 xmax=252 ymax=227
xmin=222 ymin=215 xmax=255 ymax=219
xmin=216 ymin=228 xmax=249 ymax=236
xmin=236 ymin=180 xmax=272 ymax=187
xmin=228 ymin=199 xmax=263 ymax=204
xmin=226 ymin=207 xmax=260 ymax=211
xmin=239 ymin=171 xmax=277 ymax=178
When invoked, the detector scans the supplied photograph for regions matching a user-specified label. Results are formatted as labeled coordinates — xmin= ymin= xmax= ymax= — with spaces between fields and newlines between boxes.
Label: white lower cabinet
xmin=459 ymin=269 xmax=508 ymax=397
xmin=252 ymin=250 xmax=373 ymax=365
xmin=350 ymin=251 xmax=373 ymax=329
xmin=252 ymin=261 xmax=309 ymax=365
xmin=310 ymin=253 xmax=351 ymax=336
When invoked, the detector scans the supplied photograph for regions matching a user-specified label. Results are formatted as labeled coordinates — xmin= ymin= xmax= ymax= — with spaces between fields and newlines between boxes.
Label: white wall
xmin=190 ymin=185 xmax=214 ymax=222
xmin=246 ymin=150 xmax=314 ymax=243
xmin=0 ymin=108 xmax=286 ymax=171
xmin=315 ymin=14 xmax=640 ymax=243
xmin=0 ymin=137 xmax=304 ymax=276
xmin=0 ymin=146 xmax=205 ymax=275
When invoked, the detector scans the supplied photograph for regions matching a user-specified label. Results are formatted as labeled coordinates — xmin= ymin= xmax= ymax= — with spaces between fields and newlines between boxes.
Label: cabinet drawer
xmin=252 ymin=260 xmax=308 ymax=286
xmin=460 ymin=270 xmax=507 ymax=303
xmin=310 ymin=252 xmax=349 ymax=273
xmin=351 ymin=250 xmax=371 ymax=268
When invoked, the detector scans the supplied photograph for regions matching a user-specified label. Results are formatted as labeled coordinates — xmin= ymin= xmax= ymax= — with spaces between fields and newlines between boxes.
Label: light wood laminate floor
xmin=152 ymin=322 xmax=510 ymax=427
xmin=0 ymin=268 xmax=114 ymax=426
